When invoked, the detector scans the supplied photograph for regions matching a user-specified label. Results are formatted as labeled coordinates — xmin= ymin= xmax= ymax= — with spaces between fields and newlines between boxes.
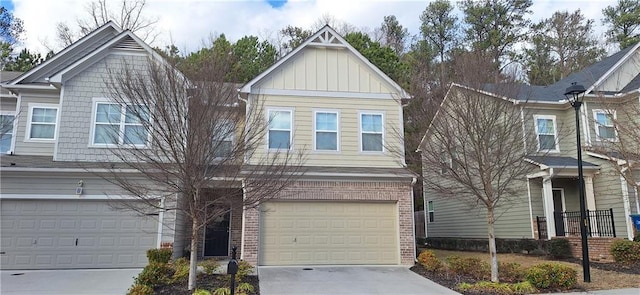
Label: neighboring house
xmin=419 ymin=44 xmax=640 ymax=244
xmin=0 ymin=23 xmax=416 ymax=270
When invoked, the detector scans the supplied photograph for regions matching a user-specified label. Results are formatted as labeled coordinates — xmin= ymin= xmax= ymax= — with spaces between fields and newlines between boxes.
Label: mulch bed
xmin=560 ymin=258 xmax=640 ymax=275
xmin=410 ymin=264 xmax=586 ymax=295
xmin=413 ymin=257 xmax=640 ymax=294
xmin=154 ymin=275 xmax=260 ymax=295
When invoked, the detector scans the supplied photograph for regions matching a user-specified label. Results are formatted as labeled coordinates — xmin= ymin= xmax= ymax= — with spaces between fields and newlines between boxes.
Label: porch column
xmin=584 ymin=176 xmax=599 ymax=237
xmin=543 ymin=176 xmax=556 ymax=238
xmin=584 ymin=176 xmax=596 ymax=211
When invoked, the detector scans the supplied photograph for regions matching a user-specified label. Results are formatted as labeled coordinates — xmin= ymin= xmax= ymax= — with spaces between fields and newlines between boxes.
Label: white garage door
xmin=0 ymin=199 xmax=158 ymax=270
xmin=259 ymin=201 xmax=399 ymax=265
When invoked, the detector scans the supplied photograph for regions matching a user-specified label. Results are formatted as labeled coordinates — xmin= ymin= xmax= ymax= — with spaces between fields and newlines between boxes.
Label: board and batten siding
xmin=257 ymin=47 xmax=394 ymax=94
xmin=598 ymin=50 xmax=640 ymax=92
xmin=13 ymin=92 xmax=59 ymax=156
xmin=249 ymin=94 xmax=404 ymax=168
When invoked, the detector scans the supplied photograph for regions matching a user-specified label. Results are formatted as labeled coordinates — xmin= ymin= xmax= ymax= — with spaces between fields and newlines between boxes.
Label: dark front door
xmin=552 ymin=189 xmax=565 ymax=236
xmin=204 ymin=211 xmax=230 ymax=256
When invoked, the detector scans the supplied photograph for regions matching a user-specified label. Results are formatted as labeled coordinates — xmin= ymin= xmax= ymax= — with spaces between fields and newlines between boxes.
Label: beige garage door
xmin=0 ymin=199 xmax=158 ymax=270
xmin=259 ymin=201 xmax=399 ymax=265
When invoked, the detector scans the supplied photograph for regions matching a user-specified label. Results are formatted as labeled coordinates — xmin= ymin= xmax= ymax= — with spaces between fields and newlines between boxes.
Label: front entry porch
xmin=535 ymin=208 xmax=617 ymax=239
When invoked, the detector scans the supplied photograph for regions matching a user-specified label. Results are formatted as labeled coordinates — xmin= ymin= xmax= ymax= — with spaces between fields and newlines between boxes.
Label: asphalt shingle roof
xmin=482 ymin=43 xmax=639 ymax=102
xmin=526 ymin=156 xmax=599 ymax=168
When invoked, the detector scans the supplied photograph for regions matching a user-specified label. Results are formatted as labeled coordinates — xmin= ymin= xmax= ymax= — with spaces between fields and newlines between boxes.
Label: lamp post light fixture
xmin=564 ymin=82 xmax=591 ymax=283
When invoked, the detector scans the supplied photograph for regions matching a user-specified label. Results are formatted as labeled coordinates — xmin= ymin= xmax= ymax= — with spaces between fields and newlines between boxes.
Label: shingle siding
xmin=56 ymin=54 xmax=149 ymax=162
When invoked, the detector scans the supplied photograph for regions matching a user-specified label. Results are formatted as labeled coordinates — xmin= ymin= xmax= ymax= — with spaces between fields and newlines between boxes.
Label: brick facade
xmin=242 ymin=179 xmax=415 ymax=266
xmin=563 ymin=236 xmax=623 ymax=262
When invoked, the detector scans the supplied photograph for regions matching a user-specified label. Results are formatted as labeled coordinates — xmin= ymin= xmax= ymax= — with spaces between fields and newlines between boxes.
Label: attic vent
xmin=113 ymin=36 xmax=143 ymax=51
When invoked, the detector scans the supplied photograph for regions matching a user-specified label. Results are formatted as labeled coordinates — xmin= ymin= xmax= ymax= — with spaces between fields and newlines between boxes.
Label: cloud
xmin=12 ymin=0 xmax=616 ymax=56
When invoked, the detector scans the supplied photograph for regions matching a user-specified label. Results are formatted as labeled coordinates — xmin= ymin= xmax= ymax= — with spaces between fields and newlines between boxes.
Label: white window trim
xmin=266 ymin=108 xmax=294 ymax=151
xmin=592 ymin=109 xmax=618 ymax=142
xmin=0 ymin=111 xmax=16 ymax=154
xmin=25 ymin=103 xmax=59 ymax=142
xmin=427 ymin=200 xmax=435 ymax=223
xmin=358 ymin=111 xmax=385 ymax=153
xmin=313 ymin=109 xmax=340 ymax=152
xmin=533 ymin=115 xmax=559 ymax=152
xmin=88 ymin=98 xmax=150 ymax=148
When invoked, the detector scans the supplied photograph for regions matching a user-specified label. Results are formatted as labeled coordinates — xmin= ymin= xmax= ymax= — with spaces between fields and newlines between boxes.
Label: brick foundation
xmin=242 ymin=180 xmax=415 ymax=266
xmin=562 ymin=236 xmax=623 ymax=262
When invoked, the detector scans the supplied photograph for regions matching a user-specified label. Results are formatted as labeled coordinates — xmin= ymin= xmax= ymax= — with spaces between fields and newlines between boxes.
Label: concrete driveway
xmin=258 ymin=266 xmax=460 ymax=295
xmin=0 ymin=268 xmax=141 ymax=295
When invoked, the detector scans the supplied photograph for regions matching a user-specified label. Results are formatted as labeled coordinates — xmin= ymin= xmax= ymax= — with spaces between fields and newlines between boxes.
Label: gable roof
xmin=1 ymin=21 xmax=177 ymax=91
xmin=479 ymin=42 xmax=640 ymax=103
xmin=6 ymin=21 xmax=123 ymax=86
xmin=239 ymin=25 xmax=410 ymax=99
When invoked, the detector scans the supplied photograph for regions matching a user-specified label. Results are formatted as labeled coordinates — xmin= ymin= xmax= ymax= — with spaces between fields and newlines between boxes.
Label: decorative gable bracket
xmin=308 ymin=28 xmax=346 ymax=48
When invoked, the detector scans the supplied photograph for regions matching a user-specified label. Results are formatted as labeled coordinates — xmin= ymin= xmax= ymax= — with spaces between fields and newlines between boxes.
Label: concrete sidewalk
xmin=258 ymin=265 xmax=460 ymax=295
xmin=0 ymin=268 xmax=141 ymax=295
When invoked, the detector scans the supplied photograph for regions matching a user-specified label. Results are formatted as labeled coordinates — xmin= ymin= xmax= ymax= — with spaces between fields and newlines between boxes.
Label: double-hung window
xmin=213 ymin=121 xmax=234 ymax=158
xmin=534 ymin=115 xmax=558 ymax=152
xmin=360 ymin=112 xmax=383 ymax=152
xmin=593 ymin=110 xmax=617 ymax=141
xmin=92 ymin=102 xmax=149 ymax=146
xmin=314 ymin=111 xmax=338 ymax=151
xmin=27 ymin=104 xmax=58 ymax=140
xmin=427 ymin=201 xmax=435 ymax=223
xmin=0 ymin=113 xmax=15 ymax=153
xmin=268 ymin=109 xmax=292 ymax=149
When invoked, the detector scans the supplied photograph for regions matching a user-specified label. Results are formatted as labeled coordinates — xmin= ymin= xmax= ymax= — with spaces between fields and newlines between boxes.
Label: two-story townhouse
xmin=0 ymin=23 xmax=416 ymax=270
xmin=0 ymin=22 xmax=177 ymax=270
xmin=419 ymin=43 xmax=640 ymax=256
xmin=237 ymin=25 xmax=415 ymax=266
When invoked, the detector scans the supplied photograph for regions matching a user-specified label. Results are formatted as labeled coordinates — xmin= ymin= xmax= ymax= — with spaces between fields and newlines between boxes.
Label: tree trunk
xmin=487 ymin=207 xmax=499 ymax=282
xmin=188 ymin=218 xmax=199 ymax=290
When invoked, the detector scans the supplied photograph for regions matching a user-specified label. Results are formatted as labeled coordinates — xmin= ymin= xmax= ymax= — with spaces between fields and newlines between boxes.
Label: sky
xmin=4 ymin=0 xmax=618 ymax=56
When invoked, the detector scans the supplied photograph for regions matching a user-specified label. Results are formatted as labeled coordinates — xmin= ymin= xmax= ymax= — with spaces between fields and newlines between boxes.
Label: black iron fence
xmin=536 ymin=208 xmax=616 ymax=239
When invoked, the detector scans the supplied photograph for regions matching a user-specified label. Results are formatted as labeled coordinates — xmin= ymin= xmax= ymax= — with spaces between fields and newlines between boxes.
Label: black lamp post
xmin=564 ymin=82 xmax=591 ymax=283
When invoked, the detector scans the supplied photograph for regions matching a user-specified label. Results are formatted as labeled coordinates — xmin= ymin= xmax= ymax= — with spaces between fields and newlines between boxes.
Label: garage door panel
xmin=1 ymin=200 xmax=158 ymax=270
xmin=260 ymin=201 xmax=399 ymax=265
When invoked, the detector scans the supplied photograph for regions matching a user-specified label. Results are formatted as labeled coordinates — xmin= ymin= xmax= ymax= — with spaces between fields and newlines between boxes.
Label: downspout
xmin=520 ymin=106 xmax=527 ymax=152
xmin=619 ymin=166 xmax=634 ymax=240
xmin=240 ymin=179 xmax=247 ymax=260
xmin=410 ymin=177 xmax=417 ymax=262
xmin=157 ymin=197 xmax=165 ymax=248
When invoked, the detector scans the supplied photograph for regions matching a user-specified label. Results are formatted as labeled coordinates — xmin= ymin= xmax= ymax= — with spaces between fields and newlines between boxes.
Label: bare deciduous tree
xmin=56 ymin=0 xmax=158 ymax=48
xmin=418 ymin=59 xmax=538 ymax=281
xmin=592 ymin=95 xmax=640 ymax=211
xmin=97 ymin=54 xmax=305 ymax=290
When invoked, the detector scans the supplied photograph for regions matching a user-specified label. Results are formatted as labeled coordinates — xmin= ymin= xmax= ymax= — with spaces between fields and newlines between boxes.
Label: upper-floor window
xmin=314 ymin=111 xmax=338 ymax=151
xmin=593 ymin=110 xmax=617 ymax=141
xmin=360 ymin=112 xmax=383 ymax=152
xmin=92 ymin=102 xmax=149 ymax=146
xmin=534 ymin=115 xmax=558 ymax=152
xmin=268 ymin=109 xmax=292 ymax=149
xmin=0 ymin=113 xmax=15 ymax=153
xmin=213 ymin=121 xmax=234 ymax=158
xmin=27 ymin=104 xmax=58 ymax=140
